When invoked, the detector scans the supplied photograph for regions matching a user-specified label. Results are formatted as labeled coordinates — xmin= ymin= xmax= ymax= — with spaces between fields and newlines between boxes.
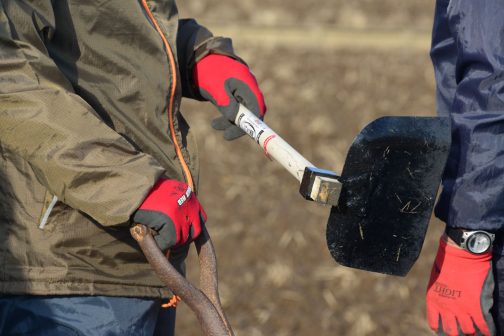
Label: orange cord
xmin=140 ymin=1 xmax=194 ymax=310
xmin=140 ymin=0 xmax=194 ymax=190
xmin=161 ymin=295 xmax=182 ymax=308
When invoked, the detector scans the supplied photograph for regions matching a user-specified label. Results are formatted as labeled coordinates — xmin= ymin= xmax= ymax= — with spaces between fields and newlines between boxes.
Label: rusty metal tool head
xmin=131 ymin=224 xmax=234 ymax=336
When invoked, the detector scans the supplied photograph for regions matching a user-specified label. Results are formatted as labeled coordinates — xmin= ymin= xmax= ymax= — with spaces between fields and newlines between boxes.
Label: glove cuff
xmin=438 ymin=237 xmax=492 ymax=261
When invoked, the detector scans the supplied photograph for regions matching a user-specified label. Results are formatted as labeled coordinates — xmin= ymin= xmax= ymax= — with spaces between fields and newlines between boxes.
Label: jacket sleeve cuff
xmin=177 ymin=19 xmax=245 ymax=100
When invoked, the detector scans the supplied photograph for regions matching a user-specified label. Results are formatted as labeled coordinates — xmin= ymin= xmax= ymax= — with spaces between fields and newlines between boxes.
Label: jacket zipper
xmin=139 ymin=0 xmax=194 ymax=190
xmin=39 ymin=195 xmax=58 ymax=229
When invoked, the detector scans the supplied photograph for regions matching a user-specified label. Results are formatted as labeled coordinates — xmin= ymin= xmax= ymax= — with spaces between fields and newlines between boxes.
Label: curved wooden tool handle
xmin=130 ymin=224 xmax=234 ymax=336
xmin=195 ymin=227 xmax=234 ymax=334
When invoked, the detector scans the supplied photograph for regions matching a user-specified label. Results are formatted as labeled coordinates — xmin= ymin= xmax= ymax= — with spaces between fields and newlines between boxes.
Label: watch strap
xmin=445 ymin=227 xmax=465 ymax=247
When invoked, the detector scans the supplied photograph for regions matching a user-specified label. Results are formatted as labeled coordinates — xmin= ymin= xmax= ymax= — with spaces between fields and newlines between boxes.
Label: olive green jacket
xmin=0 ymin=0 xmax=236 ymax=298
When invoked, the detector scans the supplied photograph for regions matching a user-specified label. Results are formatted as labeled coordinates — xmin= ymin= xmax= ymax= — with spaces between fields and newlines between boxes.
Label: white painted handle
xmin=235 ymin=105 xmax=315 ymax=183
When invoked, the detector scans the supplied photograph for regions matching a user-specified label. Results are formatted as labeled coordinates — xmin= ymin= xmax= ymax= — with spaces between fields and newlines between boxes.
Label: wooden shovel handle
xmin=130 ymin=224 xmax=234 ymax=336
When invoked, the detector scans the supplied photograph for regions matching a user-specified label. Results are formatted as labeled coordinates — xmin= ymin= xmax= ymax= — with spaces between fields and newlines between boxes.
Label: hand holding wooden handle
xmin=130 ymin=224 xmax=234 ymax=336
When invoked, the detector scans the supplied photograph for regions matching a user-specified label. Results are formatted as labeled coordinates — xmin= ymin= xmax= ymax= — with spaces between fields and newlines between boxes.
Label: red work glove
xmin=132 ymin=179 xmax=206 ymax=250
xmin=426 ymin=238 xmax=495 ymax=335
xmin=193 ymin=54 xmax=266 ymax=140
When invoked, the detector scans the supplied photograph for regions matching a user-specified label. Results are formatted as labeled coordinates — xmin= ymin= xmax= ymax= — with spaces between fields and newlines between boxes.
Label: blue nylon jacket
xmin=432 ymin=0 xmax=504 ymax=232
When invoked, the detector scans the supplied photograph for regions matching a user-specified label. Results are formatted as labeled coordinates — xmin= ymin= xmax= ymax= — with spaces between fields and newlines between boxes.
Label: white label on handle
xmin=236 ymin=110 xmax=268 ymax=143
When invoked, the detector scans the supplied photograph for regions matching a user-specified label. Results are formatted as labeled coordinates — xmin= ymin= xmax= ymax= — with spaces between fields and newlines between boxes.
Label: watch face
xmin=466 ymin=232 xmax=492 ymax=254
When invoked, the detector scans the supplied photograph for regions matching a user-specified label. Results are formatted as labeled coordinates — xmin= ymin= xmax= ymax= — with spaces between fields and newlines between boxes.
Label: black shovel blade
xmin=326 ymin=116 xmax=450 ymax=276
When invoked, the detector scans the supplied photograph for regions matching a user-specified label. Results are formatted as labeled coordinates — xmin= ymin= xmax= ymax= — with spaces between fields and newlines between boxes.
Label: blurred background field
xmin=176 ymin=1 xmax=441 ymax=335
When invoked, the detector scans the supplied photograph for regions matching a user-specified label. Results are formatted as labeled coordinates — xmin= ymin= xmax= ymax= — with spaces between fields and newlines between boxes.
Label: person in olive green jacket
xmin=0 ymin=1 xmax=266 ymax=335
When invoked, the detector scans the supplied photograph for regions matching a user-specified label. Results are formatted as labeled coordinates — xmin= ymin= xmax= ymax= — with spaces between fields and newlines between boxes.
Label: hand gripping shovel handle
xmin=130 ymin=224 xmax=234 ymax=336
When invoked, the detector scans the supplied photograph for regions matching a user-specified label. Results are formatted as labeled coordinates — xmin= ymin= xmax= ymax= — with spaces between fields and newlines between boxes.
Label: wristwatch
xmin=445 ymin=227 xmax=495 ymax=254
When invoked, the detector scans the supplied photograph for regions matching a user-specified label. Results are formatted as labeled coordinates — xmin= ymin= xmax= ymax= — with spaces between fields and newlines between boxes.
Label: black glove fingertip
xmin=199 ymin=211 xmax=206 ymax=225
xmin=153 ymin=234 xmax=171 ymax=252
xmin=224 ymin=125 xmax=245 ymax=141
xmin=156 ymin=221 xmax=177 ymax=250
xmin=211 ymin=116 xmax=232 ymax=130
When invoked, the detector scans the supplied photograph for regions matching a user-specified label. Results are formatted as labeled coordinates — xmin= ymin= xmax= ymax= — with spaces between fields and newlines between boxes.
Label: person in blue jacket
xmin=426 ymin=1 xmax=504 ymax=335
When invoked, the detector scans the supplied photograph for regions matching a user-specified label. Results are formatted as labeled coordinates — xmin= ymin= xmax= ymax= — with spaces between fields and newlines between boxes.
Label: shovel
xmin=235 ymin=105 xmax=450 ymax=276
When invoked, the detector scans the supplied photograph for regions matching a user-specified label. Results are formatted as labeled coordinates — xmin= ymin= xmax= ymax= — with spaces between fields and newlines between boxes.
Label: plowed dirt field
xmin=175 ymin=2 xmax=440 ymax=335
